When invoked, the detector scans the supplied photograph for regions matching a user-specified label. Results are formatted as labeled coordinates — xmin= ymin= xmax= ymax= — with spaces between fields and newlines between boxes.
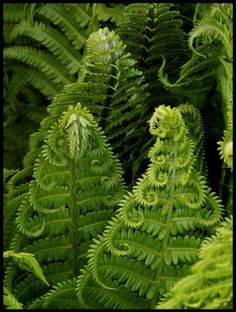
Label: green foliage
xmin=3 ymin=250 xmax=49 ymax=309
xmin=3 ymin=3 xmax=232 ymax=310
xmin=4 ymin=287 xmax=23 ymax=310
xmin=3 ymin=3 xmax=121 ymax=169
xmin=4 ymin=251 xmax=49 ymax=286
xmin=4 ymin=103 xmax=125 ymax=306
xmin=75 ymin=105 xmax=223 ymax=309
xmin=157 ymin=217 xmax=232 ymax=309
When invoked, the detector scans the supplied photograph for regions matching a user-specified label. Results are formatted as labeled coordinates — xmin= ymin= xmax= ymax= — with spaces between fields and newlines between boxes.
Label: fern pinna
xmin=157 ymin=216 xmax=232 ymax=309
xmin=74 ymin=105 xmax=223 ymax=309
xmin=4 ymin=103 xmax=125 ymax=307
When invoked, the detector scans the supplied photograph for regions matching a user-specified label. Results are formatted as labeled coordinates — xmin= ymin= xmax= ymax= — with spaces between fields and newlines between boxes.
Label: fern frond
xmin=76 ymin=267 xmax=149 ymax=309
xmin=5 ymin=102 xmax=125 ymax=306
xmin=28 ymin=278 xmax=80 ymax=309
xmin=6 ymin=64 xmax=60 ymax=100
xmin=4 ymin=251 xmax=48 ymax=286
xmin=13 ymin=261 xmax=74 ymax=305
xmin=95 ymin=4 xmax=124 ymax=23
xmin=4 ymin=287 xmax=24 ymax=309
xmin=45 ymin=27 xmax=150 ymax=184
xmin=157 ymin=217 xmax=232 ymax=309
xmin=36 ymin=4 xmax=90 ymax=50
xmin=4 ymin=46 xmax=74 ymax=86
xmin=189 ymin=17 xmax=232 ymax=60
xmin=76 ymin=105 xmax=223 ymax=309
xmin=10 ymin=21 xmax=81 ymax=75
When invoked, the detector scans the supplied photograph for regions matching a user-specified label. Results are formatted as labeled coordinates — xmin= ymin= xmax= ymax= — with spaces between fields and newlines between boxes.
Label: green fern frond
xmin=216 ymin=58 xmax=232 ymax=170
xmin=4 ymin=287 xmax=23 ymax=309
xmin=189 ymin=15 xmax=232 ymax=60
xmin=157 ymin=217 xmax=232 ymax=309
xmin=5 ymin=102 xmax=125 ymax=306
xmin=116 ymin=3 xmax=190 ymax=100
xmin=76 ymin=267 xmax=149 ymax=309
xmin=13 ymin=261 xmax=74 ymax=305
xmin=6 ymin=64 xmax=60 ymax=100
xmin=76 ymin=104 xmax=223 ymax=309
xmin=10 ymin=20 xmax=81 ymax=75
xmin=4 ymin=46 xmax=74 ymax=86
xmin=4 ymin=251 xmax=48 ymax=286
xmin=95 ymin=4 xmax=124 ymax=23
xmin=28 ymin=278 xmax=80 ymax=309
xmin=36 ymin=4 xmax=90 ymax=50
xmin=45 ymin=27 xmax=150 ymax=184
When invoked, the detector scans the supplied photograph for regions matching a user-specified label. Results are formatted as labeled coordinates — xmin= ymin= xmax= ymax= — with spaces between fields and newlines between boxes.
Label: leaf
xmin=3 ymin=287 xmax=23 ymax=309
xmin=4 ymin=251 xmax=49 ymax=286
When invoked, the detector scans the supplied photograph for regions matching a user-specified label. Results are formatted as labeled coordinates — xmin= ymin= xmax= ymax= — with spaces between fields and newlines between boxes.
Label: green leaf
xmin=3 ymin=287 xmax=23 ymax=309
xmin=4 ymin=251 xmax=49 ymax=286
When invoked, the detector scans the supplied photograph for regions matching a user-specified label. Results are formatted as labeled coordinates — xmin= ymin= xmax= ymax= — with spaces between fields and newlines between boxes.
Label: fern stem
xmin=100 ymin=65 xmax=117 ymax=130
xmin=69 ymin=158 xmax=79 ymax=276
xmin=150 ymin=144 xmax=177 ymax=308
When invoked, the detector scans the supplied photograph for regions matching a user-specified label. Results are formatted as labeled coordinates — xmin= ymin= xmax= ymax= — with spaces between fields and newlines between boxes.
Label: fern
xmin=3 ymin=250 xmax=49 ymax=309
xmin=3 ymin=4 xmax=232 ymax=309
xmin=4 ymin=103 xmax=125 ymax=306
xmin=75 ymin=105 xmax=223 ymax=309
xmin=3 ymin=3 xmax=96 ymax=168
xmin=4 ymin=287 xmax=23 ymax=310
xmin=157 ymin=216 xmax=232 ymax=309
xmin=114 ymin=3 xmax=192 ymax=181
xmin=41 ymin=27 xmax=150 ymax=184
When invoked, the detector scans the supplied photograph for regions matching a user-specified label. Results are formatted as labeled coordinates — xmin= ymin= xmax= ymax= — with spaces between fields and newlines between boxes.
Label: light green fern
xmin=75 ymin=105 xmax=223 ymax=309
xmin=157 ymin=216 xmax=232 ymax=309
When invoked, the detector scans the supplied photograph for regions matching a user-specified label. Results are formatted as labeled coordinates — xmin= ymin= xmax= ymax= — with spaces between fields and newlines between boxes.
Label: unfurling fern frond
xmin=75 ymin=104 xmax=223 ymax=309
xmin=45 ymin=27 xmax=150 ymax=184
xmin=157 ymin=216 xmax=232 ymax=309
xmin=4 ymin=103 xmax=125 ymax=306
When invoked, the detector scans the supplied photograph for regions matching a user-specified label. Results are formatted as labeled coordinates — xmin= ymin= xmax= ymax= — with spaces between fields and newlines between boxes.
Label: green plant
xmin=157 ymin=216 xmax=232 ymax=309
xmin=3 ymin=250 xmax=48 ymax=309
xmin=4 ymin=103 xmax=125 ymax=306
xmin=3 ymin=3 xmax=232 ymax=310
xmin=3 ymin=3 xmax=124 ymax=169
xmin=74 ymin=104 xmax=223 ymax=309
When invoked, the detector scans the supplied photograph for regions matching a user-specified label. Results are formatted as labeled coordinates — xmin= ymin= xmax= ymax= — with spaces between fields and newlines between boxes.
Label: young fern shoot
xmin=4 ymin=103 xmax=125 ymax=307
xmin=75 ymin=104 xmax=223 ymax=309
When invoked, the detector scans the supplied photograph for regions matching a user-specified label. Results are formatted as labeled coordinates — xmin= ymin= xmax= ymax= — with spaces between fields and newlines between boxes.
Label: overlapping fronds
xmin=4 ymin=103 xmax=125 ymax=306
xmin=157 ymin=216 xmax=232 ymax=309
xmin=3 ymin=4 xmax=232 ymax=310
xmin=75 ymin=105 xmax=223 ymax=309
xmin=116 ymin=3 xmax=190 ymax=104
xmin=3 ymin=3 xmax=95 ymax=168
xmin=45 ymin=27 xmax=150 ymax=184
xmin=28 ymin=278 xmax=80 ymax=309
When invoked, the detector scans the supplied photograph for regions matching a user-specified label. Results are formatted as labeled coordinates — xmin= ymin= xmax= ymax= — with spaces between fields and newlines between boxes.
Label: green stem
xmin=69 ymin=158 xmax=79 ymax=276
xmin=150 ymin=143 xmax=177 ymax=308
